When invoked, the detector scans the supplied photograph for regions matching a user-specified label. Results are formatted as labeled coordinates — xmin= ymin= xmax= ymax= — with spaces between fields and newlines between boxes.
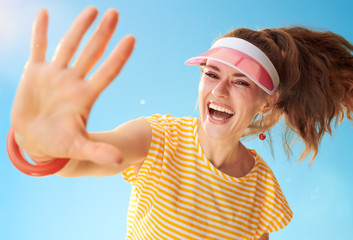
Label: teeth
xmin=209 ymin=103 xmax=235 ymax=115
xmin=212 ymin=116 xmax=226 ymax=121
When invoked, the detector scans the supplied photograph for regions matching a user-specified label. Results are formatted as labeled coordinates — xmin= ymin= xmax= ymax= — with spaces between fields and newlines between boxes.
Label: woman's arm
xmin=258 ymin=233 xmax=269 ymax=240
xmin=56 ymin=118 xmax=152 ymax=178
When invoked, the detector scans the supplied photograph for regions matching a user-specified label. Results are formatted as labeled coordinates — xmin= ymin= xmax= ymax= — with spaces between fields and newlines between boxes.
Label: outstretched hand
xmin=11 ymin=7 xmax=135 ymax=165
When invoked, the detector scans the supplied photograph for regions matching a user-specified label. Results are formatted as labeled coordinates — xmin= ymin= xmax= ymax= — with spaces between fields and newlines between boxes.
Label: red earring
xmin=259 ymin=115 xmax=266 ymax=140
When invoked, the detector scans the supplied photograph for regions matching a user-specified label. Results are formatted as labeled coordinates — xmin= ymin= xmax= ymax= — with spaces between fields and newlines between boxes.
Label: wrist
xmin=12 ymin=129 xmax=53 ymax=164
xmin=7 ymin=126 xmax=70 ymax=177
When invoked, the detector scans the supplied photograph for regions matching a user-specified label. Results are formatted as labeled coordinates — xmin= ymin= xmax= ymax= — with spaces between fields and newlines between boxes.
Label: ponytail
xmin=223 ymin=27 xmax=353 ymax=163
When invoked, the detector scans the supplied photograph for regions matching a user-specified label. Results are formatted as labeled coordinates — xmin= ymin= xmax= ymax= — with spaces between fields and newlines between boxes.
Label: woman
xmin=9 ymin=6 xmax=353 ymax=240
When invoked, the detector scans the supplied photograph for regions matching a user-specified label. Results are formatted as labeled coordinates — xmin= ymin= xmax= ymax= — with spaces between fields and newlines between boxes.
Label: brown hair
xmin=222 ymin=27 xmax=353 ymax=164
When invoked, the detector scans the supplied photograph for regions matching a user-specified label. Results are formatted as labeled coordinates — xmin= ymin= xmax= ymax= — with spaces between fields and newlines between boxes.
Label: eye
xmin=205 ymin=72 xmax=219 ymax=79
xmin=232 ymin=80 xmax=250 ymax=87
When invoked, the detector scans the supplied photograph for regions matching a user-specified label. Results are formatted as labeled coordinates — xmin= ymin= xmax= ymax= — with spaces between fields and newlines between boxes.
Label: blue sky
xmin=1 ymin=0 xmax=352 ymax=239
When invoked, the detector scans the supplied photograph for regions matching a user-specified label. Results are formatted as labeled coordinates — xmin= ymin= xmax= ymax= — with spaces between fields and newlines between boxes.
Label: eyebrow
xmin=204 ymin=64 xmax=248 ymax=78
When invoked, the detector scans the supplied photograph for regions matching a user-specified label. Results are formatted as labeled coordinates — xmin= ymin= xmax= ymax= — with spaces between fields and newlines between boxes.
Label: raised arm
xmin=10 ymin=7 xmax=148 ymax=177
xmin=57 ymin=118 xmax=152 ymax=177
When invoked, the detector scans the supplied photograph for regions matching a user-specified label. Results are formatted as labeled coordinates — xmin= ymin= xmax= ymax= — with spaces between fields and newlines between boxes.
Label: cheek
xmin=198 ymin=81 xmax=205 ymax=110
xmin=198 ymin=78 xmax=205 ymax=92
xmin=198 ymin=78 xmax=206 ymax=98
xmin=198 ymin=79 xmax=212 ymax=115
xmin=247 ymin=96 xmax=268 ymax=116
xmin=229 ymin=89 xmax=266 ymax=116
xmin=198 ymin=77 xmax=213 ymax=96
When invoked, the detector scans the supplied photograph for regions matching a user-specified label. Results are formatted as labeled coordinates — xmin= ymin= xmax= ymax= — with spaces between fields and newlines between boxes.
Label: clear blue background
xmin=1 ymin=0 xmax=352 ymax=239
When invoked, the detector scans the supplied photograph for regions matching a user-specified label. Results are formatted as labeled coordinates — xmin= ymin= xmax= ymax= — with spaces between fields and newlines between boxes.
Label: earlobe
xmin=260 ymin=91 xmax=279 ymax=114
xmin=260 ymin=105 xmax=271 ymax=115
xmin=273 ymin=91 xmax=280 ymax=103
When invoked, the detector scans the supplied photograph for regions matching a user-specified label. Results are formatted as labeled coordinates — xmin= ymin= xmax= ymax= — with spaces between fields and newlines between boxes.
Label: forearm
xmin=57 ymin=119 xmax=152 ymax=178
xmin=56 ymin=158 xmax=130 ymax=178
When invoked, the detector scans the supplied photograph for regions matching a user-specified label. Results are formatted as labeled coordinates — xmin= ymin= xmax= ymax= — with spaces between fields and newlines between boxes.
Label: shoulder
xmin=142 ymin=114 xmax=196 ymax=130
xmin=253 ymin=151 xmax=288 ymax=200
xmin=142 ymin=114 xmax=195 ymax=122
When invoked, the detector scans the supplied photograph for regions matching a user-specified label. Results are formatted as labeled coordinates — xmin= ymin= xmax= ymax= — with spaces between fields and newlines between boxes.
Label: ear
xmin=259 ymin=91 xmax=279 ymax=115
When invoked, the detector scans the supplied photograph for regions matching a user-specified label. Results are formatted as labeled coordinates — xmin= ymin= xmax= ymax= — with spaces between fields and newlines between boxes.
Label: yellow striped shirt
xmin=123 ymin=114 xmax=292 ymax=239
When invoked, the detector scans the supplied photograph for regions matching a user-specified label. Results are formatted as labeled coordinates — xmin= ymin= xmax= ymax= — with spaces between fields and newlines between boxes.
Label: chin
xmin=200 ymin=116 xmax=237 ymax=140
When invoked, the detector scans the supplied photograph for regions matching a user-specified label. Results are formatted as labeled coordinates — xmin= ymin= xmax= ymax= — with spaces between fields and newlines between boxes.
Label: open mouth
xmin=208 ymin=102 xmax=235 ymax=121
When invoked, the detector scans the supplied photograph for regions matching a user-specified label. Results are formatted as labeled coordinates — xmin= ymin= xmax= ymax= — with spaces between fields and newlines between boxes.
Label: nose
xmin=212 ymin=79 xmax=230 ymax=99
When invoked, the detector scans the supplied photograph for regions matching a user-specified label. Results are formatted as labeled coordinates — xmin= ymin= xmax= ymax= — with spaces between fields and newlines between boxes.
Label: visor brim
xmin=185 ymin=47 xmax=276 ymax=95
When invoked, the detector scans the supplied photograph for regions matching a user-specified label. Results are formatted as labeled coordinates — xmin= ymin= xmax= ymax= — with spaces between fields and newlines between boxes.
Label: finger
xmin=73 ymin=9 xmax=118 ymax=78
xmin=89 ymin=35 xmax=135 ymax=95
xmin=30 ymin=9 xmax=48 ymax=62
xmin=71 ymin=138 xmax=123 ymax=165
xmin=52 ymin=6 xmax=98 ymax=67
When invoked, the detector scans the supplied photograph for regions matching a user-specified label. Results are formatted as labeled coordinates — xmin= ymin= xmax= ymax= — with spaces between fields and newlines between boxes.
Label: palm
xmin=11 ymin=7 xmax=134 ymax=164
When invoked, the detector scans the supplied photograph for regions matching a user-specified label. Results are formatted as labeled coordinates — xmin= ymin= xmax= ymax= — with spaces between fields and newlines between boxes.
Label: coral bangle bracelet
xmin=6 ymin=127 xmax=70 ymax=177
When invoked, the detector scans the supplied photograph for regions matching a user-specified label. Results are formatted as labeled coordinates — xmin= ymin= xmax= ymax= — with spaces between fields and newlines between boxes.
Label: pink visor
xmin=185 ymin=38 xmax=279 ymax=95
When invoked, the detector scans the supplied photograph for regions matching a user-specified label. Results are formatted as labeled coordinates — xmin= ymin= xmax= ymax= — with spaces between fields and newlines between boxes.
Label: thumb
xmin=73 ymin=138 xmax=124 ymax=165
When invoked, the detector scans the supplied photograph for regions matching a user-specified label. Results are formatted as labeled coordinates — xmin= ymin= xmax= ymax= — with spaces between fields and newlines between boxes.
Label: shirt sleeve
xmin=254 ymin=161 xmax=293 ymax=238
xmin=122 ymin=114 xmax=167 ymax=184
xmin=266 ymin=191 xmax=293 ymax=233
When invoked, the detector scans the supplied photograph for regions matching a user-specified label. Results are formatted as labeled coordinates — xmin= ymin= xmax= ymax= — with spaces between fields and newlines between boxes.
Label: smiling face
xmin=198 ymin=59 xmax=272 ymax=141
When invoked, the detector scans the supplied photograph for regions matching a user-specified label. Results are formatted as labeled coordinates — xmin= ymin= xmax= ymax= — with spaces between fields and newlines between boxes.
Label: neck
xmin=196 ymin=119 xmax=256 ymax=178
xmin=197 ymin=119 xmax=245 ymax=169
